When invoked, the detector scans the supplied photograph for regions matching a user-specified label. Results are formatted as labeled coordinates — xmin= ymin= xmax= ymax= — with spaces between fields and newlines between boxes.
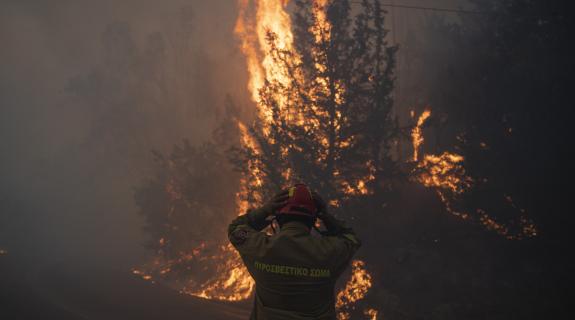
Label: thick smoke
xmin=0 ymin=0 xmax=248 ymax=270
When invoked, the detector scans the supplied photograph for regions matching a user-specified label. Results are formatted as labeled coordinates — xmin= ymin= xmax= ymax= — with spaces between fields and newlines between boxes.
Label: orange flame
xmin=137 ymin=1 xmax=379 ymax=310
xmin=411 ymin=109 xmax=537 ymax=239
xmin=235 ymin=0 xmax=296 ymax=128
xmin=182 ymin=244 xmax=255 ymax=301
xmin=235 ymin=1 xmax=379 ymax=310
xmin=416 ymin=153 xmax=472 ymax=195
xmin=411 ymin=109 xmax=431 ymax=162
xmin=171 ymin=123 xmax=261 ymax=301
xmin=336 ymin=260 xmax=374 ymax=320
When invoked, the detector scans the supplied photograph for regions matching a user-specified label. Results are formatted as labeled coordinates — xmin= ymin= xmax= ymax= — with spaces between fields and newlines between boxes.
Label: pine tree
xmin=232 ymin=0 xmax=398 ymax=214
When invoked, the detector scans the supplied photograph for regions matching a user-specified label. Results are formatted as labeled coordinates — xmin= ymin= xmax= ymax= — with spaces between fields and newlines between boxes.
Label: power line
xmin=349 ymin=1 xmax=490 ymax=15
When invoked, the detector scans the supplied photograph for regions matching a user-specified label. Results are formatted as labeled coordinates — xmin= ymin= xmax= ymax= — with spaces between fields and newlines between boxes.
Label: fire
xmin=411 ymin=110 xmax=537 ymax=239
xmin=181 ymin=244 xmax=255 ymax=301
xmin=411 ymin=109 xmax=472 ymax=219
xmin=416 ymin=153 xmax=472 ymax=194
xmin=135 ymin=0 xmax=337 ymax=303
xmin=134 ymin=144 xmax=256 ymax=301
xmin=235 ymin=0 xmax=375 ymax=196
xmin=411 ymin=109 xmax=431 ymax=162
xmin=134 ymin=241 xmax=254 ymax=301
xmin=336 ymin=260 xmax=374 ymax=320
xmin=235 ymin=0 xmax=335 ymax=131
xmin=364 ymin=308 xmax=378 ymax=320
xmin=238 ymin=121 xmax=265 ymax=193
xmin=134 ymin=2 xmax=538 ymax=316
xmin=132 ymin=269 xmax=153 ymax=281
xmin=235 ymin=0 xmax=379 ymax=312
xmin=235 ymin=0 xmax=296 ymax=126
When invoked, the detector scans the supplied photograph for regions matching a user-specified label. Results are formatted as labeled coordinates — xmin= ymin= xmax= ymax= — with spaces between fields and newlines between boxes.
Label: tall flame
xmin=136 ymin=0 xmax=380 ymax=312
xmin=135 ymin=1 xmax=537 ymax=313
xmin=235 ymin=0 xmax=296 ymax=125
xmin=411 ymin=109 xmax=431 ymax=162
xmin=234 ymin=0 xmax=379 ymax=314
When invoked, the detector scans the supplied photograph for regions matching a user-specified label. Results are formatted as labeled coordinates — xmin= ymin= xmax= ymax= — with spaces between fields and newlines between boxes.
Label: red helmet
xmin=277 ymin=183 xmax=318 ymax=217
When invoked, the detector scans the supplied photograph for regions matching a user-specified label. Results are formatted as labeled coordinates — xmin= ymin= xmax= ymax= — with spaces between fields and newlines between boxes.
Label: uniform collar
xmin=280 ymin=221 xmax=311 ymax=235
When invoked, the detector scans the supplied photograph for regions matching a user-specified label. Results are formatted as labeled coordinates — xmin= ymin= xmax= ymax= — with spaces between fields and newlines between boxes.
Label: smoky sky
xmin=0 ymin=0 xmax=248 ymax=270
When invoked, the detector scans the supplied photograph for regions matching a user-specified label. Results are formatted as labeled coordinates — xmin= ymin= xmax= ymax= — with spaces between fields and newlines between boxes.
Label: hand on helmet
xmin=262 ymin=189 xmax=290 ymax=215
xmin=311 ymin=191 xmax=328 ymax=217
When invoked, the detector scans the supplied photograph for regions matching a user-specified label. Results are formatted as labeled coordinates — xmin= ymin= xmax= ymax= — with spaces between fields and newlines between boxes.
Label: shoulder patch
xmin=230 ymin=229 xmax=249 ymax=246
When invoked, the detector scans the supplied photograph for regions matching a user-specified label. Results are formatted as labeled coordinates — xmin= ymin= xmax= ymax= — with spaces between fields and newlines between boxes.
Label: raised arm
xmin=313 ymin=191 xmax=360 ymax=243
xmin=319 ymin=211 xmax=361 ymax=246
xmin=228 ymin=190 xmax=289 ymax=253
xmin=312 ymin=192 xmax=361 ymax=276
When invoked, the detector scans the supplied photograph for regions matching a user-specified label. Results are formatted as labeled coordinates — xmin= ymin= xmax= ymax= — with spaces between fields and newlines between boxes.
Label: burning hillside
xmin=133 ymin=1 xmax=538 ymax=319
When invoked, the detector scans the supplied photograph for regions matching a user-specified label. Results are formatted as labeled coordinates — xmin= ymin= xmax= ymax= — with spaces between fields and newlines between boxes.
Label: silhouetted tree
xmin=133 ymin=98 xmax=242 ymax=285
xmin=66 ymin=7 xmax=221 ymax=169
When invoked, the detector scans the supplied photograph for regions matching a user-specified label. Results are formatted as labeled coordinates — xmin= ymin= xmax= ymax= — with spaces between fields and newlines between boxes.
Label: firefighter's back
xmin=246 ymin=223 xmax=347 ymax=319
xmin=227 ymin=186 xmax=360 ymax=320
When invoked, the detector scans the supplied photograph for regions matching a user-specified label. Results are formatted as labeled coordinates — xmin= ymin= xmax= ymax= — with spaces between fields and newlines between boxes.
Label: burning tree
xmin=232 ymin=0 xmax=397 ymax=318
xmin=233 ymin=0 xmax=398 ymax=212
xmin=133 ymin=0 xmax=538 ymax=318
xmin=231 ymin=1 xmax=536 ymax=316
xmin=135 ymin=0 xmax=397 ymax=316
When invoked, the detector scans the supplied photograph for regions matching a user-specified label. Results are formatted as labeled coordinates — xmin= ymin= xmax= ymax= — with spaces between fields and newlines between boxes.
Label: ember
xmin=364 ymin=308 xmax=378 ymax=320
xmin=411 ymin=109 xmax=431 ymax=162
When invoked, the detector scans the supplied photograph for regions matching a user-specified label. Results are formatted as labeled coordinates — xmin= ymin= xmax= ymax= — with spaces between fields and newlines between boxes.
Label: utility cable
xmin=349 ymin=1 xmax=497 ymax=15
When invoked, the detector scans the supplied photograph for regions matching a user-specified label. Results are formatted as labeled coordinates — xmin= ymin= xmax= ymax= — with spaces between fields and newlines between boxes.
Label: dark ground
xmin=0 ymin=253 xmax=251 ymax=320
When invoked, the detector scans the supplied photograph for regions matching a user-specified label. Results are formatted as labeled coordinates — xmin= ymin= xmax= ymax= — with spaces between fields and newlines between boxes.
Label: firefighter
xmin=228 ymin=184 xmax=361 ymax=320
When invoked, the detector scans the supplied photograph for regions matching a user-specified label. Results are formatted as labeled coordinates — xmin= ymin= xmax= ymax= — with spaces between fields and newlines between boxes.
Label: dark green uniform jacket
xmin=228 ymin=208 xmax=361 ymax=320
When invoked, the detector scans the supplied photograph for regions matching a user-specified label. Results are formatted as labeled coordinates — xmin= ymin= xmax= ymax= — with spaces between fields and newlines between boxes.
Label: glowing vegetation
xmin=133 ymin=1 xmax=538 ymax=317
xmin=233 ymin=0 xmax=394 ymax=315
xmin=411 ymin=110 xmax=537 ymax=239
xmin=336 ymin=260 xmax=374 ymax=320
